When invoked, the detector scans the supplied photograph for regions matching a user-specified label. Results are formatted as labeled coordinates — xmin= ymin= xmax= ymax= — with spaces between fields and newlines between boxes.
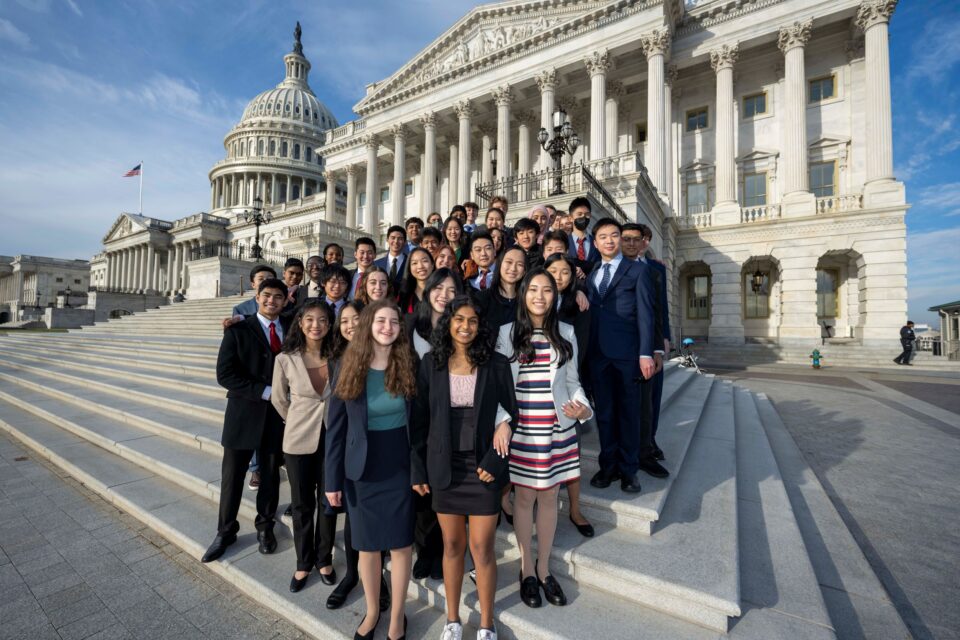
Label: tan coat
xmin=271 ymin=351 xmax=331 ymax=455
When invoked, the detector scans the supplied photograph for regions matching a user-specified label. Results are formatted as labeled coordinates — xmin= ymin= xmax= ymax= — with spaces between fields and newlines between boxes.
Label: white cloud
xmin=64 ymin=0 xmax=82 ymax=17
xmin=0 ymin=18 xmax=32 ymax=49
xmin=915 ymin=182 xmax=960 ymax=209
xmin=908 ymin=19 xmax=960 ymax=82
xmin=907 ymin=226 xmax=960 ymax=321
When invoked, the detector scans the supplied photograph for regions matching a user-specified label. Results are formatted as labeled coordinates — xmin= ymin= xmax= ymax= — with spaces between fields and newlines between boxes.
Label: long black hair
xmin=331 ymin=300 xmax=365 ymax=360
xmin=282 ymin=299 xmax=335 ymax=357
xmin=398 ymin=246 xmax=435 ymax=310
xmin=413 ymin=268 xmax=464 ymax=341
xmin=430 ymin=295 xmax=493 ymax=370
xmin=543 ymin=253 xmax=581 ymax=319
xmin=510 ymin=268 xmax=573 ymax=367
xmin=489 ymin=245 xmax=526 ymax=298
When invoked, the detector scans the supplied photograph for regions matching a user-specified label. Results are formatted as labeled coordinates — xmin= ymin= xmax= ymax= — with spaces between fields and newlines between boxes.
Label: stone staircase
xmin=0 ymin=296 xmax=909 ymax=639
xmin=691 ymin=341 xmax=960 ymax=371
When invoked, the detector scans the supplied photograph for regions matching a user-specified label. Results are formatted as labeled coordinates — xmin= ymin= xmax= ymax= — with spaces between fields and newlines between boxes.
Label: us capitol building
xmin=84 ymin=0 xmax=907 ymax=349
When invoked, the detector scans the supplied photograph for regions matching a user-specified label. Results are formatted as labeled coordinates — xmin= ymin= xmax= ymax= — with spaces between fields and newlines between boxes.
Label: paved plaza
xmin=716 ymin=363 xmax=960 ymax=640
xmin=0 ymin=431 xmax=305 ymax=640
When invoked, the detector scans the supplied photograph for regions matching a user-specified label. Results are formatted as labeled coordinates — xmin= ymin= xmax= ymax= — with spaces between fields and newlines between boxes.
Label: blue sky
xmin=0 ymin=0 xmax=957 ymax=325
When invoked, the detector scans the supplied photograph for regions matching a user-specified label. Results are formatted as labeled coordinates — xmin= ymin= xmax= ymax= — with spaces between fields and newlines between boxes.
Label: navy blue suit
xmin=374 ymin=253 xmax=405 ymax=290
xmin=586 ymin=256 xmax=657 ymax=476
xmin=568 ymin=233 xmax=601 ymax=266
xmin=647 ymin=258 xmax=671 ymax=440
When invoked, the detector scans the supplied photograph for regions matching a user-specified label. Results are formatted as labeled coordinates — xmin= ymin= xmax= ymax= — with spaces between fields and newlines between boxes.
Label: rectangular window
xmin=816 ymin=269 xmax=839 ymax=318
xmin=686 ymin=107 xmax=708 ymax=132
xmin=809 ymin=75 xmax=835 ymax=103
xmin=744 ymin=272 xmax=770 ymax=319
xmin=404 ymin=181 xmax=414 ymax=197
xmin=743 ymin=92 xmax=767 ymax=118
xmin=56 ymin=277 xmax=63 ymax=283
xmin=687 ymin=276 xmax=710 ymax=319
xmin=686 ymin=182 xmax=709 ymax=215
xmin=380 ymin=187 xmax=390 ymax=203
xmin=636 ymin=123 xmax=647 ymax=143
xmin=742 ymin=173 xmax=767 ymax=206
xmin=809 ymin=161 xmax=836 ymax=197
xmin=73 ymin=279 xmax=81 ymax=285
xmin=358 ymin=192 xmax=366 ymax=207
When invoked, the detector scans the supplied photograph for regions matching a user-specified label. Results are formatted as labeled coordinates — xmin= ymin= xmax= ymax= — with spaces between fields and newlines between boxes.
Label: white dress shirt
xmin=255 ymin=313 xmax=284 ymax=400
xmin=470 ymin=263 xmax=496 ymax=290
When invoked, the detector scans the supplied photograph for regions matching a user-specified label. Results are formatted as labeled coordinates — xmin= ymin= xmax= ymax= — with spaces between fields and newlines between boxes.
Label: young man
xmin=585 ymin=218 xmax=660 ymax=494
xmin=232 ymin=265 xmax=277 ymax=318
xmin=304 ymin=255 xmax=324 ymax=299
xmin=320 ymin=264 xmax=351 ymax=316
xmin=463 ymin=202 xmax=480 ymax=233
xmin=348 ymin=237 xmax=376 ymax=300
xmin=280 ymin=258 xmax=305 ymax=317
xmin=323 ymin=243 xmax=344 ymax=266
xmin=450 ymin=204 xmax=467 ymax=225
xmin=894 ymin=320 xmax=916 ymax=365
xmin=405 ymin=217 xmax=424 ymax=251
xmin=420 ymin=226 xmax=443 ymax=258
xmin=567 ymin=197 xmax=600 ymax=266
xmin=203 ymin=278 xmax=291 ymax=563
xmin=374 ymin=225 xmax=407 ymax=288
xmin=490 ymin=195 xmax=509 ymax=216
xmin=513 ymin=217 xmax=543 ymax=270
xmin=467 ymin=232 xmax=496 ymax=291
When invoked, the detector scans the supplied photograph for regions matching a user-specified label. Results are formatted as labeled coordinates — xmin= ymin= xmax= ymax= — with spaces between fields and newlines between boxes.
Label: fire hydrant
xmin=809 ymin=349 xmax=823 ymax=369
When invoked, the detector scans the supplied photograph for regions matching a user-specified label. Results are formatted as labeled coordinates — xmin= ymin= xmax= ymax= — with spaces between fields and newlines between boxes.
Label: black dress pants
xmin=414 ymin=492 xmax=443 ymax=562
xmin=217 ymin=447 xmax=282 ymax=536
xmin=286 ymin=446 xmax=337 ymax=572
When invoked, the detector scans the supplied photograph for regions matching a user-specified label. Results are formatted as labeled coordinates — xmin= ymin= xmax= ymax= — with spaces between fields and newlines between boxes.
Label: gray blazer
xmin=271 ymin=351 xmax=332 ymax=455
xmin=496 ymin=322 xmax=593 ymax=428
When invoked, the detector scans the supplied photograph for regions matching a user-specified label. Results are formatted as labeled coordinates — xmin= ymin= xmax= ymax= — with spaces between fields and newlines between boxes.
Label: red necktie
xmin=353 ymin=273 xmax=363 ymax=298
xmin=269 ymin=322 xmax=282 ymax=354
xmin=479 ymin=269 xmax=487 ymax=290
xmin=577 ymin=238 xmax=586 ymax=261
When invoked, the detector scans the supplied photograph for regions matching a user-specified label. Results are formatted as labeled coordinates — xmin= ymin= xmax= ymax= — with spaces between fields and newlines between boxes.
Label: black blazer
xmin=411 ymin=352 xmax=517 ymax=491
xmin=324 ymin=363 xmax=418 ymax=494
xmin=216 ymin=314 xmax=291 ymax=451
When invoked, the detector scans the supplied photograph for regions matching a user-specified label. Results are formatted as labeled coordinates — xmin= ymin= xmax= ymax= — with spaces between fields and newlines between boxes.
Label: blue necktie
xmin=598 ymin=263 xmax=612 ymax=297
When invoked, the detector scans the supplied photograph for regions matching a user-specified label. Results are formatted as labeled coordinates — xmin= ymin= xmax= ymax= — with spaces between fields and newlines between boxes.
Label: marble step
xmin=0 ymin=338 xmax=217 ymax=376
xmin=731 ymin=386 xmax=835 ymax=636
xmin=0 ymin=334 xmax=220 ymax=366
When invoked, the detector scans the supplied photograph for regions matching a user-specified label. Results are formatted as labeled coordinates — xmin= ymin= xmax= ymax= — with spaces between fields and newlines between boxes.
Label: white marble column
xmin=778 ymin=20 xmax=815 ymax=216
xmin=454 ymin=100 xmax=473 ymax=201
xmin=180 ymin=242 xmax=190 ymax=292
xmin=479 ymin=123 xmax=495 ymax=185
xmin=363 ymin=134 xmax=380 ymax=232
xmin=448 ymin=142 xmax=459 ymax=206
xmin=605 ymin=80 xmax=624 ymax=156
xmin=130 ymin=246 xmax=140 ymax=292
xmin=419 ymin=112 xmax=437 ymax=215
xmin=391 ymin=125 xmax=407 ymax=226
xmin=535 ymin=69 xmax=557 ymax=172
xmin=346 ymin=165 xmax=358 ymax=228
xmin=584 ymin=49 xmax=610 ymax=161
xmin=663 ymin=67 xmax=677 ymax=209
xmin=710 ymin=43 xmax=740 ymax=223
xmin=140 ymin=245 xmax=149 ymax=291
xmin=119 ymin=250 xmax=127 ymax=291
xmin=857 ymin=0 xmax=899 ymax=198
xmin=145 ymin=244 xmax=155 ymax=291
xmin=324 ymin=170 xmax=336 ymax=222
xmin=493 ymin=85 xmax=513 ymax=181
xmin=642 ymin=29 xmax=671 ymax=196
xmin=285 ymin=175 xmax=292 ymax=203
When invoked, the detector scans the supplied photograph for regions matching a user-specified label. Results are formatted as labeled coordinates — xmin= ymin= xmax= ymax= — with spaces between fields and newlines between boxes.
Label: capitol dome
xmin=240 ymin=84 xmax=339 ymax=131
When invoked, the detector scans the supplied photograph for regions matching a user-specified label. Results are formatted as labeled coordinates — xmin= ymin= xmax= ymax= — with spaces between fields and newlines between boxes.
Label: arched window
xmin=269 ymin=140 xmax=276 ymax=156
xmin=305 ymin=147 xmax=312 ymax=162
xmin=281 ymin=141 xmax=288 ymax=157
xmin=293 ymin=143 xmax=301 ymax=160
xmin=257 ymin=140 xmax=264 ymax=156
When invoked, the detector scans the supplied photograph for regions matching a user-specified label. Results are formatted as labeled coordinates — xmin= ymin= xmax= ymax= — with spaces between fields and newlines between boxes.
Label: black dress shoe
xmin=569 ymin=514 xmax=595 ymax=538
xmin=318 ymin=566 xmax=337 ymax=585
xmin=430 ymin=555 xmax=444 ymax=580
xmin=621 ymin=471 xmax=643 ymax=493
xmin=257 ymin=529 xmax=277 ymax=554
xmin=412 ymin=554 xmax=431 ymax=579
xmin=652 ymin=441 xmax=665 ymax=461
xmin=354 ymin=613 xmax=380 ymax=640
xmin=379 ymin=574 xmax=391 ymax=612
xmin=200 ymin=533 xmax=236 ymax=563
xmin=639 ymin=457 xmax=669 ymax=478
xmin=589 ymin=467 xmax=620 ymax=489
xmin=326 ymin=575 xmax=358 ymax=609
xmin=289 ymin=573 xmax=308 ymax=593
xmin=538 ymin=573 xmax=567 ymax=606
xmin=519 ymin=572 xmax=542 ymax=608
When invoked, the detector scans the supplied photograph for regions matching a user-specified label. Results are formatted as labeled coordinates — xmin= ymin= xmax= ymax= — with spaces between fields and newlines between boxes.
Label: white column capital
xmin=478 ymin=122 xmax=497 ymax=138
xmin=665 ymin=64 xmax=679 ymax=86
xmin=515 ymin=109 xmax=539 ymax=127
xmin=778 ymin=19 xmax=813 ymax=53
xmin=418 ymin=111 xmax=437 ymax=130
xmin=453 ymin=99 xmax=474 ymax=120
xmin=346 ymin=163 xmax=358 ymax=176
xmin=324 ymin=169 xmax=336 ymax=182
xmin=710 ymin=42 xmax=740 ymax=72
xmin=362 ymin=133 xmax=381 ymax=150
xmin=606 ymin=79 xmax=626 ymax=99
xmin=640 ymin=29 xmax=671 ymax=58
xmin=584 ymin=49 xmax=611 ymax=77
xmin=390 ymin=123 xmax=408 ymax=141
xmin=535 ymin=68 xmax=558 ymax=92
xmin=856 ymin=0 xmax=898 ymax=31
xmin=492 ymin=85 xmax=514 ymax=108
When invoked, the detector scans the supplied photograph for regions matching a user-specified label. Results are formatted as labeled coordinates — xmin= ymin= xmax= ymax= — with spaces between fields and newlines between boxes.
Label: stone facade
xmin=0 ymin=255 xmax=90 ymax=323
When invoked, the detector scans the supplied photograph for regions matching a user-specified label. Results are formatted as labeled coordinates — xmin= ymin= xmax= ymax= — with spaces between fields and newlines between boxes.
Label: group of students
xmin=201 ymin=195 xmax=671 ymax=640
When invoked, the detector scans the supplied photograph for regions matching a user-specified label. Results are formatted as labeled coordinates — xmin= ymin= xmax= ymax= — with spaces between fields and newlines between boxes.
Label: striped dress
xmin=509 ymin=330 xmax=581 ymax=490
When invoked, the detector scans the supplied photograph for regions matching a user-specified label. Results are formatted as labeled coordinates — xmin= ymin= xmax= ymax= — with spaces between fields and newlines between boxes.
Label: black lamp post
xmin=538 ymin=108 xmax=580 ymax=195
xmin=242 ymin=196 xmax=271 ymax=260
xmin=490 ymin=146 xmax=497 ymax=177
xmin=64 ymin=285 xmax=72 ymax=308
xmin=34 ymin=291 xmax=41 ymax=310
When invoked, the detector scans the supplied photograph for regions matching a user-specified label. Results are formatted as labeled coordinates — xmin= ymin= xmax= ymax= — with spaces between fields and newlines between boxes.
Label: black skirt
xmin=343 ymin=427 xmax=415 ymax=551
xmin=433 ymin=409 xmax=500 ymax=516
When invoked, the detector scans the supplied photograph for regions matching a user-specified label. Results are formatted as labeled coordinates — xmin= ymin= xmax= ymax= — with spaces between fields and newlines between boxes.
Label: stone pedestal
xmin=44 ymin=307 xmax=95 ymax=329
xmin=862 ymin=180 xmax=905 ymax=209
xmin=781 ymin=191 xmax=816 ymax=218
xmin=186 ymin=257 xmax=252 ymax=299
xmin=712 ymin=202 xmax=742 ymax=226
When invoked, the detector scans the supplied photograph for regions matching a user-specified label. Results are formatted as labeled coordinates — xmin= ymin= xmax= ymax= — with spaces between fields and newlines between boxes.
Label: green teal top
xmin=366 ymin=368 xmax=407 ymax=431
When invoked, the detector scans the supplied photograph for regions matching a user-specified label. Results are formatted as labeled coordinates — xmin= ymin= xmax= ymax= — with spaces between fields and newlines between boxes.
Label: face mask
xmin=574 ymin=217 xmax=590 ymax=231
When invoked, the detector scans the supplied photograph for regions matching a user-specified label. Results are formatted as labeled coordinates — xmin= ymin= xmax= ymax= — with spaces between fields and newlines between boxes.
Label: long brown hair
xmin=334 ymin=299 xmax=417 ymax=400
xmin=356 ymin=265 xmax=394 ymax=306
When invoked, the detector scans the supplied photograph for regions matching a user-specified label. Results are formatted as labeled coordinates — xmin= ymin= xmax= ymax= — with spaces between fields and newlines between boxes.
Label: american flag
xmin=123 ymin=163 xmax=142 ymax=177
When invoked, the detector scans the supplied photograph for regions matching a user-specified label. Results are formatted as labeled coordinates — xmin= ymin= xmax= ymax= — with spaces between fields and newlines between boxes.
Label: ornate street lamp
xmin=751 ymin=268 xmax=765 ymax=294
xmin=242 ymin=196 xmax=271 ymax=260
xmin=490 ymin=146 xmax=497 ymax=177
xmin=34 ymin=291 xmax=41 ymax=310
xmin=64 ymin=285 xmax=72 ymax=308
xmin=538 ymin=108 xmax=580 ymax=195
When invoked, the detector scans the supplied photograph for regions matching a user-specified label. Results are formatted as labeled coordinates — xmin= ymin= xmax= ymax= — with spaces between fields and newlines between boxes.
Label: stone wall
xmin=85 ymin=290 xmax=168 ymax=322
xmin=44 ymin=307 xmax=96 ymax=329
xmin=187 ymin=256 xmax=253 ymax=299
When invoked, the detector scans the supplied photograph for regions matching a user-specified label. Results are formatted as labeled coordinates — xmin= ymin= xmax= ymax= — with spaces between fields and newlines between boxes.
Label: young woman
xmin=271 ymin=300 xmax=338 ymax=593
xmin=442 ymin=216 xmax=466 ymax=262
xmin=408 ymin=269 xmax=464 ymax=359
xmin=356 ymin=266 xmax=393 ymax=307
xmin=326 ymin=300 xmax=419 ymax=640
xmin=476 ymin=246 xmax=526 ymax=331
xmin=435 ymin=244 xmax=461 ymax=276
xmin=412 ymin=296 xmax=516 ymax=640
xmin=397 ymin=247 xmax=435 ymax=315
xmin=489 ymin=228 xmax=505 ymax=256
xmin=496 ymin=269 xmax=593 ymax=609
xmin=528 ymin=204 xmax=549 ymax=244
xmin=427 ymin=212 xmax=444 ymax=229
xmin=324 ymin=301 xmax=390 ymax=612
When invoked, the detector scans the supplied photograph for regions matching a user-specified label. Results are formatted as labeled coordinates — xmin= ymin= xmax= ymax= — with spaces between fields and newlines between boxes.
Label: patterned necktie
xmin=479 ymin=269 xmax=487 ymax=290
xmin=598 ymin=263 xmax=612 ymax=297
xmin=353 ymin=273 xmax=362 ymax=298
xmin=577 ymin=237 xmax=586 ymax=261
xmin=269 ymin=322 xmax=282 ymax=354
xmin=389 ymin=257 xmax=398 ymax=281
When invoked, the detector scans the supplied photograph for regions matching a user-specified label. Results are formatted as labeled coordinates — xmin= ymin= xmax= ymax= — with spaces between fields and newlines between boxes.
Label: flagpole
xmin=139 ymin=160 xmax=143 ymax=214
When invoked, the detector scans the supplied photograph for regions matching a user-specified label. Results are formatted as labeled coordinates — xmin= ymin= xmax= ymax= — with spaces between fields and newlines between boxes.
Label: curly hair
xmin=281 ymin=299 xmax=335 ymax=357
xmin=429 ymin=295 xmax=493 ymax=370
xmin=334 ymin=299 xmax=417 ymax=400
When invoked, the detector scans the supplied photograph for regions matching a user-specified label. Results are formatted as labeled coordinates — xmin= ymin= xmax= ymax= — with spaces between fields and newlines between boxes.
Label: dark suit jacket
xmin=586 ymin=257 xmax=656 ymax=361
xmin=374 ymin=254 xmax=406 ymax=289
xmin=411 ymin=352 xmax=516 ymax=491
xmin=568 ymin=233 xmax=601 ymax=265
xmin=647 ymin=259 xmax=671 ymax=345
xmin=216 ymin=314 xmax=291 ymax=451
xmin=323 ymin=363 xmax=417 ymax=494
xmin=900 ymin=326 xmax=915 ymax=348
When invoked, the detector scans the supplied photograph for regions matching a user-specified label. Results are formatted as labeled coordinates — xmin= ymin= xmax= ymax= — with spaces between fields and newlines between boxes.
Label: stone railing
xmin=283 ymin=220 xmax=366 ymax=245
xmin=325 ymin=119 xmax=367 ymax=144
xmin=584 ymin=150 xmax=644 ymax=180
xmin=741 ymin=203 xmax=781 ymax=223
xmin=210 ymin=156 xmax=324 ymax=172
xmin=816 ymin=194 xmax=862 ymax=214
xmin=679 ymin=212 xmax=712 ymax=229
xmin=173 ymin=212 xmax=230 ymax=229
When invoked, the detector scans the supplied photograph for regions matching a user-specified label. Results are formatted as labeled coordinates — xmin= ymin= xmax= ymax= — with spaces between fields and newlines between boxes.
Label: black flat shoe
xmin=501 ymin=506 xmax=514 ymax=526
xmin=412 ymin=554 xmax=431 ymax=579
xmin=200 ymin=532 xmax=236 ymax=563
xmin=318 ymin=566 xmax=337 ymax=585
xmin=639 ymin=457 xmax=669 ymax=479
xmin=326 ymin=575 xmax=358 ymax=609
xmin=379 ymin=574 xmax=391 ymax=612
xmin=257 ymin=529 xmax=277 ymax=554
xmin=289 ymin=573 xmax=308 ymax=593
xmin=569 ymin=514 xmax=595 ymax=538
xmin=652 ymin=444 xmax=665 ymax=461
xmin=519 ymin=572 xmax=542 ymax=608
xmin=538 ymin=573 xmax=567 ymax=606
xmin=354 ymin=613 xmax=380 ymax=640
xmin=589 ymin=467 xmax=620 ymax=489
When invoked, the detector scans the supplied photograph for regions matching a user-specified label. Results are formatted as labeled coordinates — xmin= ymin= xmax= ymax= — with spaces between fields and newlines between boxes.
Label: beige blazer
xmin=271 ymin=351 xmax=332 ymax=455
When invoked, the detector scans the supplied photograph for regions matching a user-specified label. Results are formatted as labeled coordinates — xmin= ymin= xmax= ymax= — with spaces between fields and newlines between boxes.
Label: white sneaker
xmin=441 ymin=621 xmax=463 ymax=640
xmin=477 ymin=627 xmax=497 ymax=640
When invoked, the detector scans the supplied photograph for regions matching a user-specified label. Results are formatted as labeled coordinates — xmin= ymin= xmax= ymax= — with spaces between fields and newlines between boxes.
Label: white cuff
xmin=261 ymin=385 xmax=272 ymax=401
